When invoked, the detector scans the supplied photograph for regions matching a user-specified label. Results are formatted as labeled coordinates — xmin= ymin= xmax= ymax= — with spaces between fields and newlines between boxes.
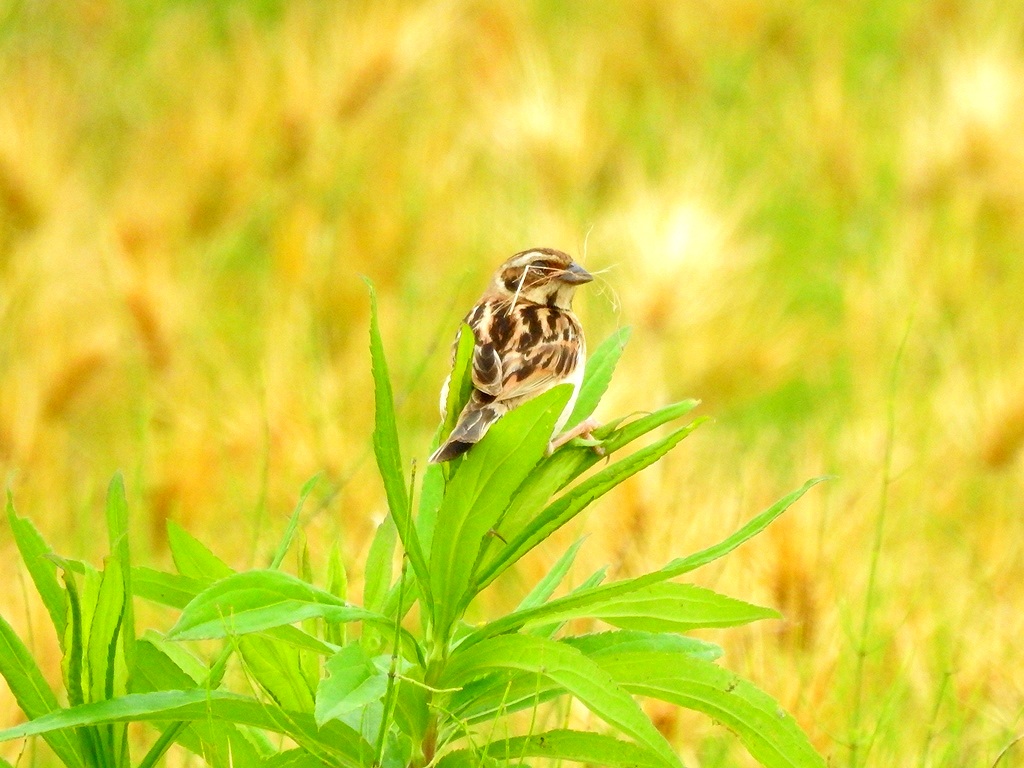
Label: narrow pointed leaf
xmin=466 ymin=477 xmax=826 ymax=647
xmin=363 ymin=516 xmax=398 ymax=614
xmin=429 ymin=386 xmax=571 ymax=639
xmin=366 ymin=279 xmax=432 ymax=609
xmin=316 ymin=644 xmax=388 ymax=726
xmin=270 ymin=474 xmax=321 ymax=570
xmin=440 ymin=323 xmax=477 ymax=443
xmin=477 ymin=417 xmax=706 ymax=593
xmin=168 ymin=570 xmax=420 ymax=662
xmin=130 ymin=639 xmax=265 ymax=768
xmin=7 ymin=494 xmax=67 ymax=646
xmin=442 ymin=634 xmax=682 ymax=768
xmin=568 ymin=630 xmax=722 ymax=661
xmin=0 ymin=690 xmax=375 ymax=767
xmin=516 ymin=537 xmax=587 ymax=611
xmin=537 ymin=582 xmax=778 ymax=633
xmin=0 ymin=615 xmax=85 ymax=768
xmin=566 ymin=326 xmax=632 ymax=428
xmin=597 ymin=652 xmax=826 ymax=768
xmin=456 ymin=729 xmax=666 ymax=768
xmin=105 ymin=473 xmax=135 ymax=676
xmin=167 ymin=521 xmax=232 ymax=582
xmin=86 ymin=558 xmax=126 ymax=706
xmin=496 ymin=400 xmax=701 ymax=543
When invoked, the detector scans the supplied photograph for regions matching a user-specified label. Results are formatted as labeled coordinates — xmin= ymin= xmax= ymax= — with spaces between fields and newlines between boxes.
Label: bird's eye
xmin=502 ymin=269 xmax=523 ymax=291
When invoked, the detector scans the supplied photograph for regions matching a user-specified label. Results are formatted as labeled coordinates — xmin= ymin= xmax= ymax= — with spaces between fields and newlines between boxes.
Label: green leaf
xmin=568 ymin=630 xmax=722 ymax=662
xmin=57 ymin=561 xmax=87 ymax=708
xmin=441 ymin=323 xmax=477 ymax=444
xmin=326 ymin=544 xmax=349 ymax=647
xmin=495 ymin=400 xmax=701 ymax=544
xmin=515 ymin=537 xmax=587 ymax=611
xmin=658 ymin=477 xmax=829 ymax=576
xmin=477 ymin=416 xmax=706 ymax=594
xmin=270 ymin=474 xmax=321 ymax=570
xmin=598 ymin=652 xmax=826 ymax=768
xmin=264 ymin=750 xmax=334 ymax=768
xmin=316 ymin=644 xmax=388 ymax=727
xmin=566 ymin=326 xmax=632 ymax=428
xmin=85 ymin=557 xmax=128 ymax=763
xmin=167 ymin=521 xmax=233 ymax=582
xmin=6 ymin=493 xmax=67 ymax=648
xmin=168 ymin=570 xmax=421 ymax=662
xmin=535 ymin=582 xmax=778 ymax=634
xmin=363 ymin=515 xmax=397 ymax=613
xmin=467 ymin=477 xmax=826 ymax=648
xmin=86 ymin=558 xmax=126 ymax=704
xmin=447 ymin=729 xmax=665 ymax=768
xmin=130 ymin=639 xmax=265 ymax=768
xmin=0 ymin=614 xmax=85 ymax=768
xmin=416 ymin=460 xmax=444 ymax=557
xmin=366 ymin=280 xmax=432 ymax=610
xmin=105 ymin=473 xmax=135 ymax=677
xmin=429 ymin=386 xmax=571 ymax=640
xmin=441 ymin=634 xmax=682 ymax=768
xmin=0 ymin=690 xmax=375 ymax=768
xmin=238 ymin=635 xmax=316 ymax=712
xmin=131 ymin=566 xmax=205 ymax=609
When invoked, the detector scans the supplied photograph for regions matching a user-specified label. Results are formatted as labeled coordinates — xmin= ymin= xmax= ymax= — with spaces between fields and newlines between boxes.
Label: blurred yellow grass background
xmin=2 ymin=0 xmax=1024 ymax=765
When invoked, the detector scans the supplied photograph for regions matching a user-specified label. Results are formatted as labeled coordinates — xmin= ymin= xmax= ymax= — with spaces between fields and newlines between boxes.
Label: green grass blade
xmin=441 ymin=634 xmax=682 ymax=768
xmin=6 ymin=493 xmax=67 ymax=648
xmin=597 ymin=651 xmax=826 ymax=768
xmin=565 ymin=326 xmax=632 ymax=428
xmin=429 ymin=386 xmax=570 ymax=640
xmin=366 ymin=279 xmax=432 ymax=610
xmin=0 ymin=615 xmax=85 ymax=768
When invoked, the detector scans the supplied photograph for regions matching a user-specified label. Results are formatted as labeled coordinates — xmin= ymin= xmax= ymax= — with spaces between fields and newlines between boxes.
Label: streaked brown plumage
xmin=429 ymin=248 xmax=594 ymax=463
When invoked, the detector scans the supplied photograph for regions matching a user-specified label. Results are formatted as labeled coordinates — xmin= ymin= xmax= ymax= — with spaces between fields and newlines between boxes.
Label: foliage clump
xmin=0 ymin=288 xmax=824 ymax=768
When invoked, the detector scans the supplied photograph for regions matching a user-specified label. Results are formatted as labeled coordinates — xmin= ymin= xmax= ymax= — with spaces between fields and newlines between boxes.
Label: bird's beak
xmin=559 ymin=261 xmax=594 ymax=285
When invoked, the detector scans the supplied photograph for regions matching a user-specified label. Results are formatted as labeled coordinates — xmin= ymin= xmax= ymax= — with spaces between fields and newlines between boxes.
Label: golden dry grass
xmin=2 ymin=1 xmax=1024 ymax=765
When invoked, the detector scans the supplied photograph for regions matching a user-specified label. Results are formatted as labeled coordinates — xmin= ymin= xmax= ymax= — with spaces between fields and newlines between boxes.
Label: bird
xmin=429 ymin=247 xmax=599 ymax=464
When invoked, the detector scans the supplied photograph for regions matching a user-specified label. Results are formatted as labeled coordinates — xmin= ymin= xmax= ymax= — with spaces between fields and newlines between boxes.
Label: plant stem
xmin=848 ymin=322 xmax=910 ymax=768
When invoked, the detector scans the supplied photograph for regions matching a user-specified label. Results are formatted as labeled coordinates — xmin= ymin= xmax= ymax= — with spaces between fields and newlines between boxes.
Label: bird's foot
xmin=547 ymin=417 xmax=605 ymax=457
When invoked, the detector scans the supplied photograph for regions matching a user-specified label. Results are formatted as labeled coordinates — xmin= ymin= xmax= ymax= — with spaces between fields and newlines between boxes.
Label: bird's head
xmin=491 ymin=248 xmax=593 ymax=309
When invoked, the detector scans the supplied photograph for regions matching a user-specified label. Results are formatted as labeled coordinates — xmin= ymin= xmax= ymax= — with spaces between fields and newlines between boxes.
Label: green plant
xmin=0 ymin=285 xmax=825 ymax=767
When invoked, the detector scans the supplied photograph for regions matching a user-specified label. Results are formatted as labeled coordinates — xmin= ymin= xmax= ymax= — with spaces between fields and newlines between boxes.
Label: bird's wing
xmin=467 ymin=300 xmax=583 ymax=403
xmin=492 ymin=338 xmax=582 ymax=403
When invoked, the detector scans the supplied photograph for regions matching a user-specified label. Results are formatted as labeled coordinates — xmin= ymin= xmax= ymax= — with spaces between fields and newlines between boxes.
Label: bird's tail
xmin=429 ymin=397 xmax=506 ymax=463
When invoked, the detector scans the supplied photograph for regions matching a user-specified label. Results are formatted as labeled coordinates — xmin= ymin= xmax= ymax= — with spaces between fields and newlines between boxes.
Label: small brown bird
xmin=429 ymin=248 xmax=598 ymax=463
